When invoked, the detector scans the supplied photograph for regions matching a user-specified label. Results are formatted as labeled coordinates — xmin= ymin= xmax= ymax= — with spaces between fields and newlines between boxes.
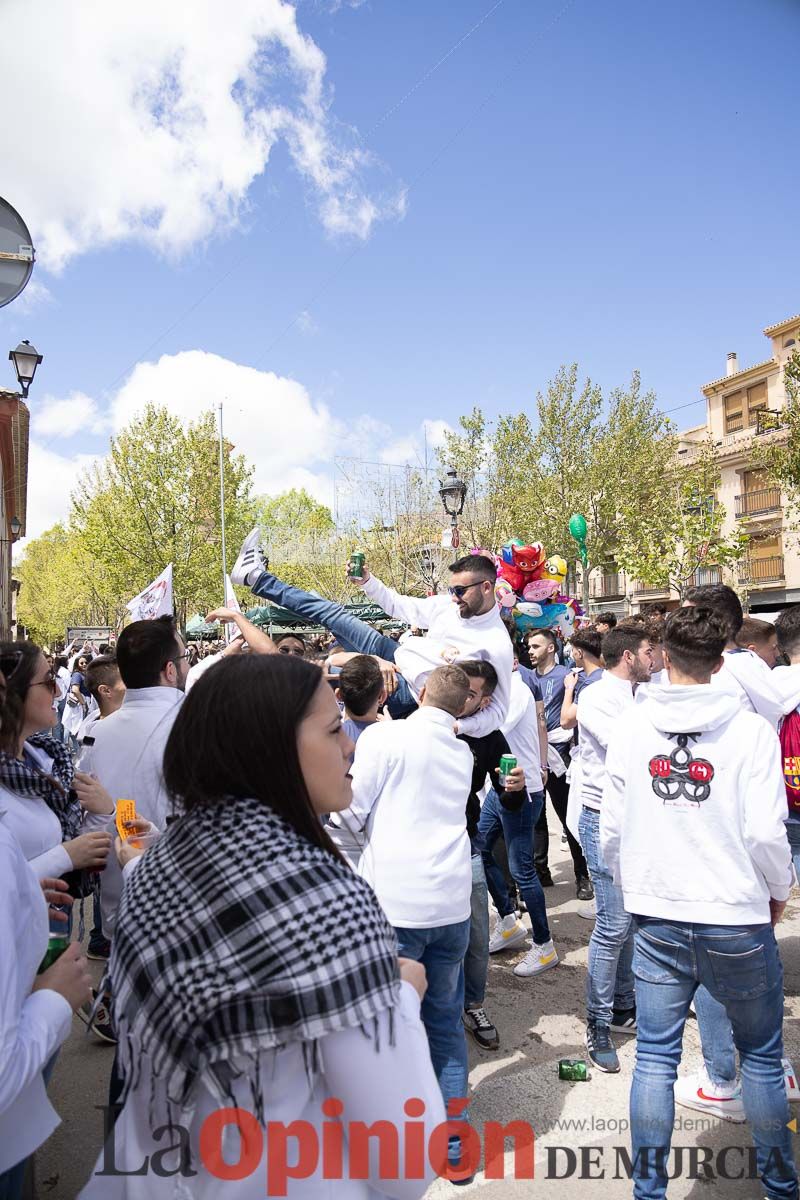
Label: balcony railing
xmin=633 ymin=581 xmax=671 ymax=596
xmin=725 ymin=415 xmax=744 ymax=434
xmin=739 ymin=556 xmax=785 ymax=584
xmin=688 ymin=566 xmax=722 ymax=587
xmin=735 ymin=487 xmax=782 ymax=518
xmin=590 ymin=572 xmax=625 ymax=599
xmin=756 ymin=409 xmax=785 ymax=436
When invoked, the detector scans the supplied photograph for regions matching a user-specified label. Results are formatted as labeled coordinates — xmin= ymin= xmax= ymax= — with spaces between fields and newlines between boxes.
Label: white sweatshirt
xmin=350 ymin=706 xmax=474 ymax=928
xmin=502 ymin=672 xmax=542 ymax=784
xmin=0 ymin=821 xmax=72 ymax=1173
xmin=91 ymin=686 xmax=184 ymax=937
xmin=361 ymin=575 xmax=513 ymax=738
xmin=600 ymin=685 xmax=793 ymax=925
xmin=712 ymin=648 xmax=800 ymax=729
xmin=576 ymin=671 xmax=635 ymax=811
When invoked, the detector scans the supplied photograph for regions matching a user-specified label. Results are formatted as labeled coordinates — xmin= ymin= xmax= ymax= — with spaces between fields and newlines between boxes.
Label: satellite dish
xmin=0 ymin=197 xmax=35 ymax=309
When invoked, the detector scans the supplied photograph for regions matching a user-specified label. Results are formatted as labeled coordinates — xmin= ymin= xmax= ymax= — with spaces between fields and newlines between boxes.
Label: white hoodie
xmin=600 ymin=684 xmax=792 ymax=926
xmin=712 ymin=648 xmax=800 ymax=729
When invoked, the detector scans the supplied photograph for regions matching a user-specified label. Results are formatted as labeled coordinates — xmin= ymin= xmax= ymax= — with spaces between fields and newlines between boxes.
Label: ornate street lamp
xmin=438 ymin=469 xmax=467 ymax=550
xmin=8 ymin=340 xmax=43 ymax=398
xmin=9 ymin=516 xmax=21 ymax=541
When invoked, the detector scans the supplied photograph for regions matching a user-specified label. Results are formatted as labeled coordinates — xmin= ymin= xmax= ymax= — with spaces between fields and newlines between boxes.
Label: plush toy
xmin=541 ymin=555 xmax=568 ymax=585
xmin=494 ymin=578 xmax=517 ymax=608
xmin=511 ymin=542 xmax=546 ymax=580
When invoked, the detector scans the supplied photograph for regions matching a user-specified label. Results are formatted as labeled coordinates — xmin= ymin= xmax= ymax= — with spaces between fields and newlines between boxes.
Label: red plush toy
xmin=511 ymin=542 xmax=546 ymax=580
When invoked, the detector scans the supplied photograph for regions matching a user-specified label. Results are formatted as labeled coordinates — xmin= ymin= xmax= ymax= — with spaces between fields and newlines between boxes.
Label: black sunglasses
xmin=448 ymin=582 xmax=484 ymax=599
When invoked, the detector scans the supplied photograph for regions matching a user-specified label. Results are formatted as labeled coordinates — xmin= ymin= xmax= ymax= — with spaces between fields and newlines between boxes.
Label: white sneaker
xmin=783 ymin=1057 xmax=800 ymax=1103
xmin=230 ymin=527 xmax=268 ymax=587
xmin=488 ymin=914 xmax=528 ymax=954
xmin=577 ymin=901 xmax=596 ymax=921
xmin=513 ymin=939 xmax=559 ymax=978
xmin=674 ymin=1068 xmax=746 ymax=1124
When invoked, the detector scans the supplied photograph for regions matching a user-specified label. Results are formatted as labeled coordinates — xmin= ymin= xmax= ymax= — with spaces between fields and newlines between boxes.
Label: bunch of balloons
xmin=473 ymin=538 xmax=583 ymax=638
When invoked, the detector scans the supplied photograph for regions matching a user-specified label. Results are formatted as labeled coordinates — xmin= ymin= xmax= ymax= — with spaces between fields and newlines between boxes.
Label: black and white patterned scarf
xmin=0 ymin=733 xmax=80 ymax=839
xmin=109 ymin=795 xmax=401 ymax=1121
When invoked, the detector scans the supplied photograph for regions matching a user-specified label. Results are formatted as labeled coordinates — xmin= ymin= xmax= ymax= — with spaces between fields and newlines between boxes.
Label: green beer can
xmin=349 ymin=551 xmax=366 ymax=579
xmin=38 ymin=933 xmax=69 ymax=974
xmin=558 ymin=1058 xmax=589 ymax=1082
xmin=498 ymin=754 xmax=517 ymax=787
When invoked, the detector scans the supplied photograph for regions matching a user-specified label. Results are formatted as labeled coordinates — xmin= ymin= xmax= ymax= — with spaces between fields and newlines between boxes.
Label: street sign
xmin=66 ymin=626 xmax=113 ymax=646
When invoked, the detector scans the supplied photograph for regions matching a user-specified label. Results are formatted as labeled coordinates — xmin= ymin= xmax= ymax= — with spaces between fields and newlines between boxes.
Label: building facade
xmin=589 ymin=313 xmax=800 ymax=616
xmin=0 ymin=390 xmax=29 ymax=638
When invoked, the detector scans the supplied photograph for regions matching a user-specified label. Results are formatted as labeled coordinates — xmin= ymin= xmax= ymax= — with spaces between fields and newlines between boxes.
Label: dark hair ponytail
xmin=163 ymin=654 xmax=342 ymax=857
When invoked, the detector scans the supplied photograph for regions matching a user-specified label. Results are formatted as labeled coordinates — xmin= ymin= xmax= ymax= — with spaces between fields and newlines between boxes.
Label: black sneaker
xmin=463 ymin=1005 xmax=500 ymax=1050
xmin=610 ymin=1006 xmax=637 ymax=1034
xmin=537 ymin=868 xmax=555 ymax=888
xmin=448 ymin=1136 xmax=476 ymax=1186
xmin=576 ymin=876 xmax=594 ymax=901
xmin=76 ymin=988 xmax=117 ymax=1044
xmin=586 ymin=1020 xmax=620 ymax=1073
xmin=87 ymin=939 xmax=111 ymax=961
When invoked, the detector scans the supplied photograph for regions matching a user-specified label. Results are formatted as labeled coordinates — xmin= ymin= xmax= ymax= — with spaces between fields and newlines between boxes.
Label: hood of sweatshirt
xmin=639 ymin=683 xmax=741 ymax=734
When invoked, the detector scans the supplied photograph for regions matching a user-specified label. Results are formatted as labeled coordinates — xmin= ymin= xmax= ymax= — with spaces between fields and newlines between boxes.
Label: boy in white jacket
xmin=600 ymin=606 xmax=796 ymax=1200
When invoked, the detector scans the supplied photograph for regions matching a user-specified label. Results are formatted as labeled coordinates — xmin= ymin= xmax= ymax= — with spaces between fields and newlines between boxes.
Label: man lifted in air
xmin=230 ymin=527 xmax=512 ymax=735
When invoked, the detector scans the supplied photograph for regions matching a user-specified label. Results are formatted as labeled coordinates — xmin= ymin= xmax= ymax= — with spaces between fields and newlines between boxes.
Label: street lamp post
xmin=8 ymin=340 xmax=43 ymax=398
xmin=438 ymin=469 xmax=467 ymax=550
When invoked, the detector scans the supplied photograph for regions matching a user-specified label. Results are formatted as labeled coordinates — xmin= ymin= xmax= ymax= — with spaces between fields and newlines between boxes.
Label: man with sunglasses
xmin=232 ymin=528 xmax=512 ymax=734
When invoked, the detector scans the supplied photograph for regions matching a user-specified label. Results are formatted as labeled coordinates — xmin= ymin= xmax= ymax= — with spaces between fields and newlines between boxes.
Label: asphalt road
xmin=32 ymin=830 xmax=800 ymax=1200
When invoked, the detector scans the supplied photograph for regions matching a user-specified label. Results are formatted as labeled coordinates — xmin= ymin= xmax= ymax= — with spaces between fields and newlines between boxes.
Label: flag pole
xmin=218 ymin=401 xmax=227 ymax=604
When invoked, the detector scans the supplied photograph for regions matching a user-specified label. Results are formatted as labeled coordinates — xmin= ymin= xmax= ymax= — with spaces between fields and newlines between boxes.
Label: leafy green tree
xmin=755 ymin=349 xmax=800 ymax=528
xmin=71 ymin=404 xmax=255 ymax=627
xmin=615 ymin=439 xmax=748 ymax=597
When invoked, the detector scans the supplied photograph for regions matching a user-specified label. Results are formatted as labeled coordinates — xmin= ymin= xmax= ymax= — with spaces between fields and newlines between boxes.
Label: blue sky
xmin=2 ymin=0 xmax=799 ymax=543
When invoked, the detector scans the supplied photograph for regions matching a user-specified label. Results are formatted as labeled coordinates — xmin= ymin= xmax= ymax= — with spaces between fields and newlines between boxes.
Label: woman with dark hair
xmin=0 ymin=642 xmax=112 ymax=885
xmin=0 ymin=653 xmax=94 ymax=1199
xmin=63 ymin=652 xmax=92 ymax=749
xmin=80 ymin=654 xmax=445 ymax=1199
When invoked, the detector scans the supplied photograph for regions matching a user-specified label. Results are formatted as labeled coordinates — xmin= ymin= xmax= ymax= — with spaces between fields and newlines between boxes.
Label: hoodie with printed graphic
xmin=600 ymin=684 xmax=792 ymax=926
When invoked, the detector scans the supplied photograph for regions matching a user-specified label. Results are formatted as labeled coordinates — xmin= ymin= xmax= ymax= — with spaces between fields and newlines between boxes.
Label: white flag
xmin=224 ymin=574 xmax=242 ymax=614
xmin=223 ymin=574 xmax=242 ymax=643
xmin=126 ymin=564 xmax=174 ymax=622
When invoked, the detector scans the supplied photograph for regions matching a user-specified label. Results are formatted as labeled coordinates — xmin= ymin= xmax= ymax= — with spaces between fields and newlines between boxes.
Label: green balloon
xmin=569 ymin=513 xmax=588 ymax=542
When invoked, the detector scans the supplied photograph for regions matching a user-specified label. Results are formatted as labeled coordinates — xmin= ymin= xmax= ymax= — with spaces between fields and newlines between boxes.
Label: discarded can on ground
xmin=498 ymin=754 xmax=517 ymax=787
xmin=349 ymin=551 xmax=366 ymax=579
xmin=558 ymin=1058 xmax=589 ymax=1082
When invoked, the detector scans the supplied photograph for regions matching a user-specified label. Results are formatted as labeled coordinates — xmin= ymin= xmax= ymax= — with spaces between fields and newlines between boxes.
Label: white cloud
xmin=12 ymin=279 xmax=53 ymax=315
xmin=2 ymin=0 xmax=403 ymax=271
xmin=110 ymin=350 xmax=341 ymax=499
xmin=31 ymin=392 xmax=109 ymax=439
xmin=21 ymin=350 xmax=452 ymax=543
xmin=21 ymin=442 xmax=101 ymax=546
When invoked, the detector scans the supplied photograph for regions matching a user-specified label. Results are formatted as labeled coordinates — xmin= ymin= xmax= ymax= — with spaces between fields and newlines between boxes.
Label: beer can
xmin=349 ymin=551 xmax=366 ymax=579
xmin=498 ymin=754 xmax=517 ymax=787
xmin=558 ymin=1058 xmax=589 ymax=1082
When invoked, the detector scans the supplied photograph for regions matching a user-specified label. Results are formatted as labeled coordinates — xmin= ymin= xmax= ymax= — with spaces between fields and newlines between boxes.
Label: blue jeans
xmin=464 ymin=853 xmax=489 ymax=1008
xmin=579 ymin=806 xmax=635 ymax=1024
xmin=698 ymin=819 xmax=800 ymax=1087
xmin=394 ymin=918 xmax=471 ymax=1118
xmin=251 ymin=571 xmax=417 ymax=717
xmin=479 ymin=789 xmax=551 ymax=946
xmin=631 ymin=917 xmax=797 ymax=1200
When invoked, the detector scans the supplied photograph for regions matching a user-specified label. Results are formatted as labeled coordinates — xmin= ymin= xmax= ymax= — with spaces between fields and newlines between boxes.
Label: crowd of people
xmin=2 ymin=523 xmax=800 ymax=1200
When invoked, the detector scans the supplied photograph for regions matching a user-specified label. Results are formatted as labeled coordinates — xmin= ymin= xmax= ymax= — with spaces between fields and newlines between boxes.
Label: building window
xmin=724 ymin=391 xmax=743 ymax=433
xmin=746 ymin=381 xmax=768 ymax=427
